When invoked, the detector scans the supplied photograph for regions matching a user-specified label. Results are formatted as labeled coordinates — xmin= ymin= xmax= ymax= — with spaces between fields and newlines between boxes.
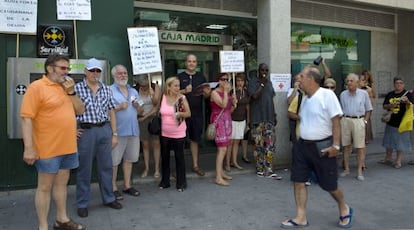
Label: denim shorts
xmin=35 ymin=152 xmax=79 ymax=173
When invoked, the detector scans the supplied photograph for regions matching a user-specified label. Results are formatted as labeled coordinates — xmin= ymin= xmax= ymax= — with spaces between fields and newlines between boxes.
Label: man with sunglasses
xmin=21 ymin=54 xmax=86 ymax=230
xmin=75 ymin=58 xmax=122 ymax=218
xmin=247 ymin=63 xmax=281 ymax=179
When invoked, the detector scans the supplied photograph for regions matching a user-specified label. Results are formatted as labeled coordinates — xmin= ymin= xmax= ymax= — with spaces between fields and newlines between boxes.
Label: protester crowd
xmin=21 ymin=54 xmax=414 ymax=230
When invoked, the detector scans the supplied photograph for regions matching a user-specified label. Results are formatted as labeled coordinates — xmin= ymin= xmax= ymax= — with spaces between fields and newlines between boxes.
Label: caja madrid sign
xmin=37 ymin=24 xmax=74 ymax=57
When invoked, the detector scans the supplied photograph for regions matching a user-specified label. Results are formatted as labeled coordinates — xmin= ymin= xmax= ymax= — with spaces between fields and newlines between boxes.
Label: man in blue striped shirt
xmin=75 ymin=58 xmax=122 ymax=218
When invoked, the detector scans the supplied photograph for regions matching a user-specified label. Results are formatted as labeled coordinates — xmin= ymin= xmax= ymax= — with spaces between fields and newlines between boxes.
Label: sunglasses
xmin=53 ymin=65 xmax=71 ymax=71
xmin=88 ymin=69 xmax=102 ymax=73
xmin=260 ymin=69 xmax=269 ymax=72
xmin=325 ymin=86 xmax=335 ymax=89
xmin=219 ymin=78 xmax=229 ymax=82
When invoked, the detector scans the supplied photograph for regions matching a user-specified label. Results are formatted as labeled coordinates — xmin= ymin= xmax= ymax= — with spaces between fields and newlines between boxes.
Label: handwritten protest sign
xmin=219 ymin=51 xmax=244 ymax=73
xmin=0 ymin=0 xmax=37 ymax=34
xmin=57 ymin=0 xmax=91 ymax=20
xmin=127 ymin=27 xmax=162 ymax=75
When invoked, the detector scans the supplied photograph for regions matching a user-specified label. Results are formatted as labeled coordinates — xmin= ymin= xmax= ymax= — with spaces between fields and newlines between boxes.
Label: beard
xmin=116 ymin=79 xmax=128 ymax=86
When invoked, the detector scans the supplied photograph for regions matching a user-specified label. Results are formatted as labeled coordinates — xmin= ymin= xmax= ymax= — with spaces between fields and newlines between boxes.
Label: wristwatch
xmin=67 ymin=91 xmax=76 ymax=96
xmin=332 ymin=144 xmax=340 ymax=151
xmin=260 ymin=83 xmax=265 ymax=88
xmin=112 ymin=132 xmax=118 ymax=136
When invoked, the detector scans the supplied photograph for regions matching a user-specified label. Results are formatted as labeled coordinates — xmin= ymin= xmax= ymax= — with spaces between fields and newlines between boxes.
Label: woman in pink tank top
xmin=159 ymin=77 xmax=191 ymax=192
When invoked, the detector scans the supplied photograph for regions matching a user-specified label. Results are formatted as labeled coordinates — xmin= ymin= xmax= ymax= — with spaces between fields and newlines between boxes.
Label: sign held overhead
xmin=219 ymin=51 xmax=245 ymax=73
xmin=127 ymin=27 xmax=162 ymax=75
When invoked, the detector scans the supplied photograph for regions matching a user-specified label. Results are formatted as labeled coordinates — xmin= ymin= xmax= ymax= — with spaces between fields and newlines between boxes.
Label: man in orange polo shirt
xmin=21 ymin=54 xmax=85 ymax=230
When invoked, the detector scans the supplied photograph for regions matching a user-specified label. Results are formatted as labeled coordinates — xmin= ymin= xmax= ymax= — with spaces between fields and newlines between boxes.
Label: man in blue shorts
xmin=281 ymin=66 xmax=353 ymax=229
xmin=21 ymin=54 xmax=86 ymax=230
xmin=178 ymin=54 xmax=211 ymax=176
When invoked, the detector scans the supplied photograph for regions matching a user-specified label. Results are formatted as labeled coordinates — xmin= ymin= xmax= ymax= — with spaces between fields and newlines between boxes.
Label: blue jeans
xmin=76 ymin=123 xmax=115 ymax=208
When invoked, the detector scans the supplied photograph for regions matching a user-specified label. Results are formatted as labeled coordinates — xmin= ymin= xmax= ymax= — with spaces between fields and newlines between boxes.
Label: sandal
xmin=54 ymin=219 xmax=85 ymax=230
xmin=378 ymin=159 xmax=393 ymax=165
xmin=113 ymin=190 xmax=123 ymax=200
xmin=122 ymin=187 xmax=140 ymax=196
xmin=192 ymin=167 xmax=205 ymax=176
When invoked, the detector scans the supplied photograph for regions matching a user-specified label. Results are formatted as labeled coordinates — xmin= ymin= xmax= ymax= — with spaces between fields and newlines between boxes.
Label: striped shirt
xmin=75 ymin=79 xmax=116 ymax=123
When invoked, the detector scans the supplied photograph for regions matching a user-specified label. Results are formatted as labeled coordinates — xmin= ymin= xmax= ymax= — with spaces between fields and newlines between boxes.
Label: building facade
xmin=1 ymin=0 xmax=413 ymax=189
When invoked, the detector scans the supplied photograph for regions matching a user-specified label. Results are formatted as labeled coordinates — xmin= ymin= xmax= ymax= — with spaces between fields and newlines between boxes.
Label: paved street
xmin=1 ymin=138 xmax=414 ymax=230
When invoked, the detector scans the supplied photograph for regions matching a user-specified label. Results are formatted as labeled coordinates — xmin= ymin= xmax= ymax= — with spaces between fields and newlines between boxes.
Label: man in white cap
xmin=75 ymin=58 xmax=122 ymax=218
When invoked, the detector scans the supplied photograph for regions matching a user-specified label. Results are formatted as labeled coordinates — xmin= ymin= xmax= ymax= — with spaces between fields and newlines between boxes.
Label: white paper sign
xmin=127 ymin=27 xmax=162 ymax=75
xmin=0 ymin=0 xmax=38 ymax=34
xmin=57 ymin=0 xmax=91 ymax=20
xmin=270 ymin=73 xmax=291 ymax=92
xmin=219 ymin=51 xmax=245 ymax=73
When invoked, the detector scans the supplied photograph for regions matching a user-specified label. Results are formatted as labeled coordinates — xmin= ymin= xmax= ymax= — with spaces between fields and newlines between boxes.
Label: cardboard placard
xmin=219 ymin=51 xmax=245 ymax=73
xmin=0 ymin=0 xmax=38 ymax=34
xmin=127 ymin=27 xmax=162 ymax=75
xmin=56 ymin=0 xmax=91 ymax=20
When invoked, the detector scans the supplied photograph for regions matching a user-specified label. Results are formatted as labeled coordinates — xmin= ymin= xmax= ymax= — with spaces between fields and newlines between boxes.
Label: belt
xmin=80 ymin=122 xmax=108 ymax=129
xmin=343 ymin=115 xmax=365 ymax=119
xmin=300 ymin=136 xmax=332 ymax=144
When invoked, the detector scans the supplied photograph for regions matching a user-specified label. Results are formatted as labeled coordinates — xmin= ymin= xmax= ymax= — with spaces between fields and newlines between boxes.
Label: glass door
xmin=161 ymin=44 xmax=220 ymax=146
xmin=161 ymin=44 xmax=220 ymax=82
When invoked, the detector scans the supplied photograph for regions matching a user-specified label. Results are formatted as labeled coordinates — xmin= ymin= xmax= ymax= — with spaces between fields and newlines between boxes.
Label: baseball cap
xmin=85 ymin=58 xmax=103 ymax=71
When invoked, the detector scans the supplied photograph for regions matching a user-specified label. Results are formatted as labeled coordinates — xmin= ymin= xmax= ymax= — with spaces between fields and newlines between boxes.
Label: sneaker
xmin=356 ymin=175 xmax=365 ymax=181
xmin=305 ymin=180 xmax=312 ymax=186
xmin=265 ymin=173 xmax=282 ymax=180
xmin=256 ymin=171 xmax=264 ymax=177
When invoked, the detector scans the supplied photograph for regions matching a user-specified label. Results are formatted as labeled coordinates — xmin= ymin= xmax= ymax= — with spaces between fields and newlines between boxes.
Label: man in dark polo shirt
xmin=178 ymin=54 xmax=211 ymax=176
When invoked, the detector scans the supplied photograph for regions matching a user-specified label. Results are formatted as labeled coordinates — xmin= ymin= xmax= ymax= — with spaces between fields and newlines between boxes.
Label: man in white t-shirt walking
xmin=281 ymin=66 xmax=353 ymax=229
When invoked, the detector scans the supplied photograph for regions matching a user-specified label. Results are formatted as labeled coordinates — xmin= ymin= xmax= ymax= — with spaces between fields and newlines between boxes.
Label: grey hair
xmin=110 ymin=64 xmax=127 ymax=77
xmin=346 ymin=73 xmax=359 ymax=81
xmin=136 ymin=74 xmax=149 ymax=86
xmin=307 ymin=66 xmax=322 ymax=83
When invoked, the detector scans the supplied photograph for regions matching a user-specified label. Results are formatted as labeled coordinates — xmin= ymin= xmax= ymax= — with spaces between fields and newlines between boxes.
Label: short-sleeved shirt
xmin=231 ymin=88 xmax=249 ymax=121
xmin=110 ymin=84 xmax=140 ymax=137
xmin=178 ymin=71 xmax=206 ymax=116
xmin=247 ymin=77 xmax=275 ymax=125
xmin=20 ymin=76 xmax=77 ymax=159
xmin=75 ymin=79 xmax=116 ymax=123
xmin=299 ymin=88 xmax=343 ymax=140
xmin=383 ymin=89 xmax=414 ymax=127
xmin=340 ymin=88 xmax=373 ymax=116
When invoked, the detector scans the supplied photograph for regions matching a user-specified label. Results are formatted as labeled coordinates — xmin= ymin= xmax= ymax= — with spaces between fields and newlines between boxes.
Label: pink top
xmin=160 ymin=95 xmax=187 ymax=138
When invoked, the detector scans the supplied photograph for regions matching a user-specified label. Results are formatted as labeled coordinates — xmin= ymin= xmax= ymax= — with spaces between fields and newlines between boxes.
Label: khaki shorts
xmin=111 ymin=136 xmax=140 ymax=166
xmin=340 ymin=117 xmax=366 ymax=148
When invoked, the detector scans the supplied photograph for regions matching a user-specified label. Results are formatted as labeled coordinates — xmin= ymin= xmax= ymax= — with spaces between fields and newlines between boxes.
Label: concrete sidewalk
xmin=1 ymin=137 xmax=414 ymax=230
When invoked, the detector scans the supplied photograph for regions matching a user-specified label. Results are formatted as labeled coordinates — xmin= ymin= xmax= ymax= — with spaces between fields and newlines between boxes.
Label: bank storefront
xmin=1 ymin=0 xmax=412 ymax=189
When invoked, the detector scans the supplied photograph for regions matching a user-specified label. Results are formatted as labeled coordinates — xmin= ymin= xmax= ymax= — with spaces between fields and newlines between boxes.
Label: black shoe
xmin=242 ymin=157 xmax=251 ymax=164
xmin=158 ymin=183 xmax=170 ymax=189
xmin=104 ymin=200 xmax=123 ymax=209
xmin=77 ymin=208 xmax=88 ymax=218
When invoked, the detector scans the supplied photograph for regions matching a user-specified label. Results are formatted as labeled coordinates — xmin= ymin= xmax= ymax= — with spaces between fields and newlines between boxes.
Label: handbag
xmin=147 ymin=114 xmax=161 ymax=135
xmin=381 ymin=111 xmax=392 ymax=123
xmin=206 ymin=109 xmax=225 ymax=140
